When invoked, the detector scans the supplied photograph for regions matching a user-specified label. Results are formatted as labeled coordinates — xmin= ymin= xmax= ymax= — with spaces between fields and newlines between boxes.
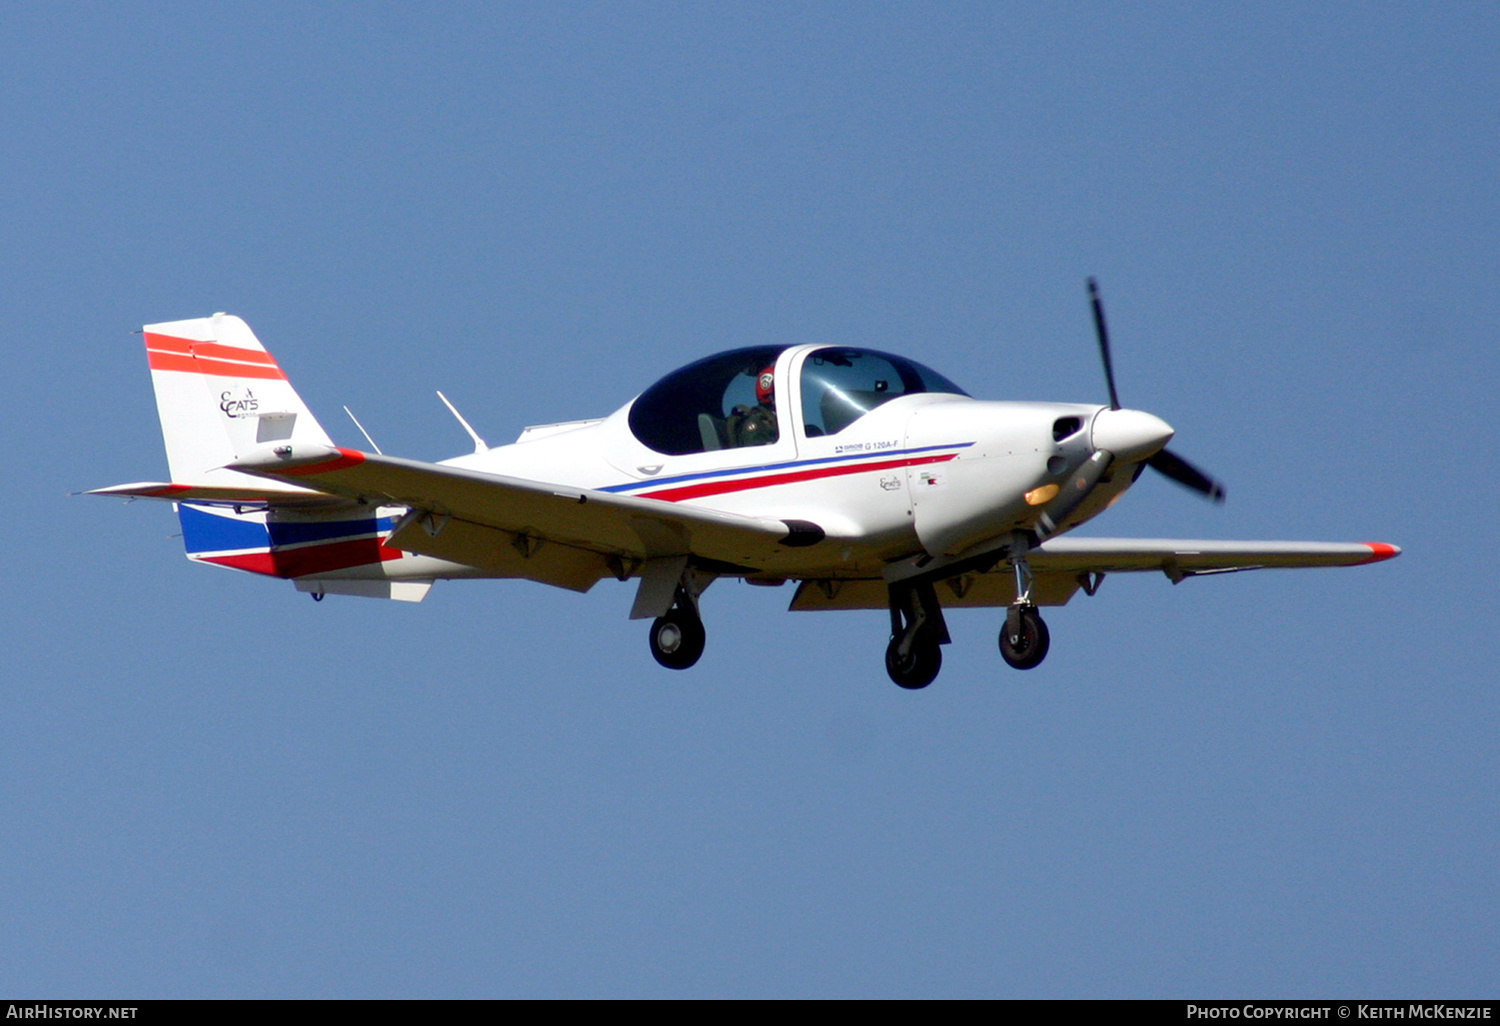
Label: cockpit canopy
xmin=627 ymin=346 xmax=786 ymax=456
xmin=799 ymin=347 xmax=968 ymax=437
xmin=627 ymin=345 xmax=968 ymax=456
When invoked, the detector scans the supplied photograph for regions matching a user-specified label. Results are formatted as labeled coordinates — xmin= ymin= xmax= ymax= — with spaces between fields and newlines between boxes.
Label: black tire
xmin=649 ymin=610 xmax=706 ymax=670
xmin=885 ymin=631 xmax=942 ymax=689
xmin=999 ymin=607 xmax=1050 ymax=670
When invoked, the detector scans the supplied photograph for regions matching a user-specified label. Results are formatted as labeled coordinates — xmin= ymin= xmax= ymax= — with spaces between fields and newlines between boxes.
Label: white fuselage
xmin=441 ymin=344 xmax=1140 ymax=578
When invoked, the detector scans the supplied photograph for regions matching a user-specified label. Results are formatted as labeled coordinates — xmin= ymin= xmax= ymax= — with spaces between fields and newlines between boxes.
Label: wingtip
xmin=1360 ymin=542 xmax=1400 ymax=563
xmin=84 ymin=482 xmax=193 ymax=498
xmin=233 ymin=445 xmax=367 ymax=477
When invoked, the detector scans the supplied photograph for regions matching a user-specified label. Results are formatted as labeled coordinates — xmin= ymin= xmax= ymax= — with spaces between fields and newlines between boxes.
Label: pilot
xmin=727 ymin=364 xmax=778 ymax=446
xmin=755 ymin=366 xmax=775 ymax=407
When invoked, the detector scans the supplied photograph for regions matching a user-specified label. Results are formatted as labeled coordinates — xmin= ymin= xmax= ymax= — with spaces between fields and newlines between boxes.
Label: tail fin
xmin=144 ymin=314 xmax=334 ymax=488
xmin=101 ymin=315 xmax=434 ymax=602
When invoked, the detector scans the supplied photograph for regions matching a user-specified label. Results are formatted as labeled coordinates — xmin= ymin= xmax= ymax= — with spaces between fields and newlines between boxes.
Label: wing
xmin=791 ymin=537 xmax=1399 ymax=611
xmin=230 ymin=445 xmax=825 ymax=592
xmin=1027 ymin=536 xmax=1400 ymax=578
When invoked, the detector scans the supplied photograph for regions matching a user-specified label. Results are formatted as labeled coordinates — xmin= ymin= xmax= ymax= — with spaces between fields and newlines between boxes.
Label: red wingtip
xmin=273 ymin=448 xmax=367 ymax=477
xmin=1359 ymin=542 xmax=1400 ymax=563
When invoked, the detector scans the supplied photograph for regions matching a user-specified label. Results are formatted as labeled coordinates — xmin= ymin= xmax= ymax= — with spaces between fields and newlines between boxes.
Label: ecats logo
xmin=220 ymin=387 xmax=259 ymax=418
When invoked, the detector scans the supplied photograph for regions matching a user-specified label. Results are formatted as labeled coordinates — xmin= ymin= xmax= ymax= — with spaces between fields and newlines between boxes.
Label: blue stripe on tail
xmin=178 ymin=504 xmax=393 ymax=555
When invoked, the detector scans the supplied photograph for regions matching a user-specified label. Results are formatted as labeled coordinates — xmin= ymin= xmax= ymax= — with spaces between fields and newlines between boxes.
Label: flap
xmin=791 ymin=571 xmax=1082 ymax=611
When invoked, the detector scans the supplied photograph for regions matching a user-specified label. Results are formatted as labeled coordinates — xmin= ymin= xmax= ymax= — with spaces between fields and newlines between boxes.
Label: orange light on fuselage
xmin=1024 ymin=483 xmax=1060 ymax=506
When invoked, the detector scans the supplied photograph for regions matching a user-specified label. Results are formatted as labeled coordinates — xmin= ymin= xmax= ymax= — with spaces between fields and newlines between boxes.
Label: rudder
xmin=144 ymin=314 xmax=334 ymax=488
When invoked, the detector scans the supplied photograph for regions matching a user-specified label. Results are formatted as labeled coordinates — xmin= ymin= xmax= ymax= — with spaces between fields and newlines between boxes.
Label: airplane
xmin=90 ymin=281 xmax=1399 ymax=689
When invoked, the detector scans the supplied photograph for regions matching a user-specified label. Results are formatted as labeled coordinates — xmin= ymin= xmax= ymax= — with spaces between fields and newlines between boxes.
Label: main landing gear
xmin=648 ymin=586 xmax=707 ymax=670
xmin=881 ymin=539 xmax=1053 ymax=689
xmin=885 ymin=581 xmax=950 ymax=689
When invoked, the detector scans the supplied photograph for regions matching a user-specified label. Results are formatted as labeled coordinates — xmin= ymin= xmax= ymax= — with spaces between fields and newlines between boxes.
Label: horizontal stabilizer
xmin=86 ymin=480 xmax=332 ymax=504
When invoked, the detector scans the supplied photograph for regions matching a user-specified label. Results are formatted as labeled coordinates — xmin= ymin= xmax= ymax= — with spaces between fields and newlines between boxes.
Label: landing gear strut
xmin=885 ymin=581 xmax=949 ymax=689
xmin=1000 ymin=540 xmax=1050 ymax=670
xmin=649 ymin=586 xmax=707 ymax=670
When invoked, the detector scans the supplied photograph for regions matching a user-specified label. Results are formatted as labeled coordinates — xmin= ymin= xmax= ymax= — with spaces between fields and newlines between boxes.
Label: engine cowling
xmin=904 ymin=400 xmax=1091 ymax=557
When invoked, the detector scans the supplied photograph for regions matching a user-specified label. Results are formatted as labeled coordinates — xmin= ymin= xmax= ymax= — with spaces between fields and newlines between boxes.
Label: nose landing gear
xmin=880 ymin=537 xmax=1059 ymax=687
xmin=1000 ymin=540 xmax=1050 ymax=670
xmin=999 ymin=604 xmax=1050 ymax=669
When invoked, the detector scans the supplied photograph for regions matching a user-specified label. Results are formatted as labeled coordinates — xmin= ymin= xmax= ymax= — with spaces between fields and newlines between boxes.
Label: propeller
xmin=1146 ymin=447 xmax=1226 ymax=503
xmin=1086 ymin=277 xmax=1227 ymax=504
xmin=1088 ymin=278 xmax=1121 ymax=412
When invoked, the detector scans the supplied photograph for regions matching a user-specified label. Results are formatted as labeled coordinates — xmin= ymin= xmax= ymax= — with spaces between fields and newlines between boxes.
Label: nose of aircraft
xmin=1091 ymin=407 xmax=1175 ymax=462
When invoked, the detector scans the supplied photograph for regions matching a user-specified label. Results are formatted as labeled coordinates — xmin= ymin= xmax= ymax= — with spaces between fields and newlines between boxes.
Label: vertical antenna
xmin=436 ymin=391 xmax=489 ymax=453
xmin=343 ymin=406 xmax=383 ymax=455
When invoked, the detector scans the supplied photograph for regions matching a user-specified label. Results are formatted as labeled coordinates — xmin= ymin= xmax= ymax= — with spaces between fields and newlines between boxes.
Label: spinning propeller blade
xmin=1147 ymin=448 xmax=1226 ymax=503
xmin=1088 ymin=277 xmax=1121 ymax=412
xmin=1086 ymin=278 xmax=1226 ymax=504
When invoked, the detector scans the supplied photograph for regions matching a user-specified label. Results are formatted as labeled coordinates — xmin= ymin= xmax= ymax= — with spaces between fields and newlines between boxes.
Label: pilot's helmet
xmin=755 ymin=365 xmax=775 ymax=405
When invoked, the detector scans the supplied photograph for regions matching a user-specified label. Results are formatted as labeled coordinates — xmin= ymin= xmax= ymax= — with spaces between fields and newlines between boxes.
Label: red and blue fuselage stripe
xmin=596 ymin=442 xmax=973 ymax=501
xmin=178 ymin=504 xmax=402 ymax=578
xmin=178 ymin=504 xmax=396 ymax=552
xmin=176 ymin=442 xmax=976 ymax=576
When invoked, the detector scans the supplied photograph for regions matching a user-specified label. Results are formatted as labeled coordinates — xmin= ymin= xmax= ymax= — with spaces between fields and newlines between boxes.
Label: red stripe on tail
xmin=144 ymin=333 xmax=288 ymax=380
xmin=198 ymin=536 xmax=403 ymax=578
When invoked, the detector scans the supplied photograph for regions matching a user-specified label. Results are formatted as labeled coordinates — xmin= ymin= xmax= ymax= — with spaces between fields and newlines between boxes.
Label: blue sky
xmin=3 ymin=2 xmax=1495 ymax=997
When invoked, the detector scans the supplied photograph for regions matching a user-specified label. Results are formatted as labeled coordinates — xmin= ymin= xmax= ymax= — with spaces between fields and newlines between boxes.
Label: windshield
xmin=799 ymin=347 xmax=968 ymax=436
xmin=628 ymin=346 xmax=788 ymax=455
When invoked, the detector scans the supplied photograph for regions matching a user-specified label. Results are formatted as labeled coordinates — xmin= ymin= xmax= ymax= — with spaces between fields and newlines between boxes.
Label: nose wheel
xmin=649 ymin=606 xmax=706 ymax=670
xmin=999 ymin=604 xmax=1050 ymax=670
xmin=997 ymin=539 xmax=1051 ymax=670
